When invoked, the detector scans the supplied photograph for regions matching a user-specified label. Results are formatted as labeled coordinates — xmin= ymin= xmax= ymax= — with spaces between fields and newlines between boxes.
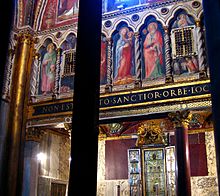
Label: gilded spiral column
xmin=105 ymin=38 xmax=113 ymax=92
xmin=2 ymin=48 xmax=15 ymax=101
xmin=30 ymin=52 xmax=40 ymax=101
xmin=134 ymin=32 xmax=142 ymax=88
xmin=196 ymin=20 xmax=207 ymax=79
xmin=164 ymin=27 xmax=173 ymax=83
xmin=54 ymin=48 xmax=62 ymax=97
xmin=1 ymin=32 xmax=34 ymax=196
xmin=168 ymin=110 xmax=192 ymax=196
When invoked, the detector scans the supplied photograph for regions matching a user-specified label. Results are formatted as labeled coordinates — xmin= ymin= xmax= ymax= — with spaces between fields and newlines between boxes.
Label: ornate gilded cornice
xmin=168 ymin=110 xmax=193 ymax=128
xmin=36 ymin=24 xmax=77 ymax=36
xmin=13 ymin=26 xmax=35 ymax=36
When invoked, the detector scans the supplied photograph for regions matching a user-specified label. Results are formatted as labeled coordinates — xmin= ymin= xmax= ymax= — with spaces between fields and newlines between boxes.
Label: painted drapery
xmin=114 ymin=27 xmax=134 ymax=85
xmin=41 ymin=43 xmax=57 ymax=95
xmin=143 ymin=22 xmax=164 ymax=79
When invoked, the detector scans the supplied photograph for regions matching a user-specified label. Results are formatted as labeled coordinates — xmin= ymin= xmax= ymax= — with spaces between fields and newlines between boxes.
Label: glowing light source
xmin=37 ymin=152 xmax=47 ymax=162
xmin=55 ymin=123 xmax=65 ymax=128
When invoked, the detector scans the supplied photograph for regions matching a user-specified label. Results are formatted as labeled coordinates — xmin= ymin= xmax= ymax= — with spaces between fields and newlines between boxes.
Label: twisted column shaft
xmin=2 ymin=49 xmax=15 ymax=101
xmin=134 ymin=32 xmax=142 ymax=87
xmin=54 ymin=48 xmax=62 ymax=96
xmin=105 ymin=38 xmax=113 ymax=92
xmin=30 ymin=52 xmax=40 ymax=98
xmin=196 ymin=21 xmax=207 ymax=78
xmin=164 ymin=27 xmax=173 ymax=83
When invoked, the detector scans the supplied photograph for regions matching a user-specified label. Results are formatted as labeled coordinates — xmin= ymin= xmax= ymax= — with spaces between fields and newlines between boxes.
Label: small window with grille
xmin=62 ymin=49 xmax=76 ymax=77
xmin=51 ymin=182 xmax=67 ymax=196
xmin=171 ymin=26 xmax=197 ymax=59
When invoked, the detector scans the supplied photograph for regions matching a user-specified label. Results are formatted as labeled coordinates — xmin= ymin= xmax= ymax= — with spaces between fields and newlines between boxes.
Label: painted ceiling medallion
xmin=161 ymin=7 xmax=169 ymax=15
xmin=192 ymin=1 xmax=201 ymax=8
xmin=131 ymin=14 xmax=140 ymax=22
xmin=104 ymin=20 xmax=112 ymax=28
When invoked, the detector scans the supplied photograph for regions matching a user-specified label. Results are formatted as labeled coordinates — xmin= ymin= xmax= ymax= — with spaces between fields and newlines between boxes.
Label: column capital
xmin=33 ymin=50 xmax=40 ymax=59
xmin=25 ymin=127 xmax=44 ymax=142
xmin=163 ymin=26 xmax=169 ymax=33
xmin=106 ymin=37 xmax=112 ymax=44
xmin=195 ymin=20 xmax=201 ymax=27
xmin=134 ymin=32 xmax=140 ymax=37
xmin=168 ymin=110 xmax=192 ymax=128
xmin=56 ymin=47 xmax=62 ymax=53
xmin=17 ymin=33 xmax=35 ymax=45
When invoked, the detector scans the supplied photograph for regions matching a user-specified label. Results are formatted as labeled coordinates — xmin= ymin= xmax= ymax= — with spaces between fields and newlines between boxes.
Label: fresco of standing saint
xmin=143 ymin=22 xmax=164 ymax=79
xmin=114 ymin=27 xmax=134 ymax=85
xmin=41 ymin=43 xmax=57 ymax=95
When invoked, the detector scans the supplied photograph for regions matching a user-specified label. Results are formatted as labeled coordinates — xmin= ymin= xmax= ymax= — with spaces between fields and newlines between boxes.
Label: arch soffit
xmin=58 ymin=30 xmax=77 ymax=48
xmin=105 ymin=10 xmax=166 ymax=37
xmin=107 ymin=18 xmax=135 ymax=37
xmin=33 ymin=0 xmax=49 ymax=31
xmin=17 ymin=0 xmax=47 ymax=30
xmin=17 ymin=0 xmax=23 ymax=28
xmin=35 ymin=34 xmax=58 ymax=52
xmin=135 ymin=11 xmax=166 ymax=31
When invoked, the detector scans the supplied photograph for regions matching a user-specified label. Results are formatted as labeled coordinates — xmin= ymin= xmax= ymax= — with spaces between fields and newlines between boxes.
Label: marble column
xmin=0 ymin=32 xmax=34 ymax=196
xmin=134 ymin=32 xmax=142 ymax=88
xmin=164 ymin=26 xmax=173 ymax=83
xmin=105 ymin=38 xmax=113 ymax=92
xmin=168 ymin=110 xmax=192 ymax=196
xmin=22 ymin=128 xmax=44 ymax=196
xmin=195 ymin=20 xmax=207 ymax=79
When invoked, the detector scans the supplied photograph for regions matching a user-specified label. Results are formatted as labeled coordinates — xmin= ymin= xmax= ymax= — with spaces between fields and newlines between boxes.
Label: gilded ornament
xmin=168 ymin=110 xmax=192 ymax=128
xmin=136 ymin=122 xmax=165 ymax=146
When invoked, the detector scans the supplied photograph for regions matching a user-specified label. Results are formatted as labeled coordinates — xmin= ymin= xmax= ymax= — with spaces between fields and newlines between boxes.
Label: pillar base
xmin=52 ymin=93 xmax=57 ymax=100
xmin=105 ymin=84 xmax=112 ymax=93
xmin=165 ymin=76 xmax=174 ymax=83
xmin=199 ymin=70 xmax=208 ymax=79
xmin=134 ymin=80 xmax=142 ymax=89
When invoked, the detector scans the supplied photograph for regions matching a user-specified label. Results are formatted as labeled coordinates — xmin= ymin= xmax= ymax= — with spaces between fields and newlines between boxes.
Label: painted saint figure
xmin=41 ymin=43 xmax=57 ymax=95
xmin=172 ymin=13 xmax=194 ymax=28
xmin=143 ymin=22 xmax=164 ymax=79
xmin=114 ymin=27 xmax=134 ymax=85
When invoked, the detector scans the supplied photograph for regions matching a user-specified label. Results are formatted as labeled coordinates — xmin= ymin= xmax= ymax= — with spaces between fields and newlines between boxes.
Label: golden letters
xmin=99 ymin=84 xmax=210 ymax=107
